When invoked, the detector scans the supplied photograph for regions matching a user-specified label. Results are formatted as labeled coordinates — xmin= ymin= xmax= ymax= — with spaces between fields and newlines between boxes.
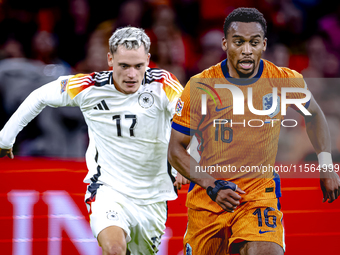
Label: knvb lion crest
xmin=175 ymin=98 xmax=184 ymax=116
xmin=263 ymin=93 xmax=280 ymax=118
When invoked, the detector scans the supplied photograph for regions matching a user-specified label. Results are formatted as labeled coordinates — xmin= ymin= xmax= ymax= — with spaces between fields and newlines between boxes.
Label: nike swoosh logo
xmin=215 ymin=105 xmax=232 ymax=112
xmin=259 ymin=230 xmax=275 ymax=234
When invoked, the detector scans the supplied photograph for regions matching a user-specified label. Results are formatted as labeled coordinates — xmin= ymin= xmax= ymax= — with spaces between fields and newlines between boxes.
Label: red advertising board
xmin=1 ymin=157 xmax=340 ymax=254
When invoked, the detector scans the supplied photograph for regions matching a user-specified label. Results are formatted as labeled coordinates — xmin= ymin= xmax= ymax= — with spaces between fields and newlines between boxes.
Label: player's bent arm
xmin=298 ymin=95 xmax=340 ymax=202
xmin=168 ymin=129 xmax=245 ymax=211
xmin=303 ymin=95 xmax=331 ymax=154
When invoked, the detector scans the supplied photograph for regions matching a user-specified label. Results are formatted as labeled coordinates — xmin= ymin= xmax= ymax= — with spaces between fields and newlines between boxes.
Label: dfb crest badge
xmin=106 ymin=210 xmax=119 ymax=221
xmin=138 ymin=92 xmax=154 ymax=108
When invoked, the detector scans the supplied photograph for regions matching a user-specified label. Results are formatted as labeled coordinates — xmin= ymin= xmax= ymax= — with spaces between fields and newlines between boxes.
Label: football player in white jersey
xmin=0 ymin=27 xmax=187 ymax=255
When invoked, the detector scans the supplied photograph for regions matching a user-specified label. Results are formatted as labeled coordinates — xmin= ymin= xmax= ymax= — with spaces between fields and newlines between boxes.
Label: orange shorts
xmin=183 ymin=198 xmax=284 ymax=255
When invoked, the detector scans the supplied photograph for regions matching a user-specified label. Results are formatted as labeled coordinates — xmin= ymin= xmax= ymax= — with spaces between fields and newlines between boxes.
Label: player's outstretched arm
xmin=168 ymin=129 xmax=245 ymax=212
xmin=0 ymin=148 xmax=14 ymax=159
xmin=0 ymin=88 xmax=50 ymax=153
xmin=0 ymin=77 xmax=75 ymax=155
xmin=302 ymin=95 xmax=340 ymax=203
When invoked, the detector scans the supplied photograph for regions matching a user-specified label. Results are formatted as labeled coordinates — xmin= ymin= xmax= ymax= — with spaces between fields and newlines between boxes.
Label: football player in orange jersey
xmin=168 ymin=7 xmax=340 ymax=255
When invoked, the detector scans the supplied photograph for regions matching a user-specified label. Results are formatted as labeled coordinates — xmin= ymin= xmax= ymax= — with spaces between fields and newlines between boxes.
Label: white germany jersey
xmin=0 ymin=68 xmax=183 ymax=205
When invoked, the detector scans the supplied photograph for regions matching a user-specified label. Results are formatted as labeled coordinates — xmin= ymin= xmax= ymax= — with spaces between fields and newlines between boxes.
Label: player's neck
xmin=112 ymin=80 xmax=123 ymax=93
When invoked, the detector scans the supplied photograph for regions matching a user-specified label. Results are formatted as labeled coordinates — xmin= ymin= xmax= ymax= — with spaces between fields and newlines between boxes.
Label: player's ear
xmin=147 ymin=53 xmax=151 ymax=66
xmin=107 ymin=52 xmax=113 ymax=67
xmin=263 ymin=37 xmax=267 ymax=52
xmin=221 ymin=38 xmax=228 ymax=51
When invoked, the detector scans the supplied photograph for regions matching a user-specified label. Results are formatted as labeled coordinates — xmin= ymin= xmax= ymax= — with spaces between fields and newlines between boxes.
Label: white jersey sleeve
xmin=0 ymin=72 xmax=100 ymax=149
xmin=0 ymin=75 xmax=75 ymax=149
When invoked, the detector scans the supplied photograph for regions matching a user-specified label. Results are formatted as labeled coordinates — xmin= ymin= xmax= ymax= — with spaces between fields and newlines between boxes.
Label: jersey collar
xmin=109 ymin=71 xmax=114 ymax=85
xmin=221 ymin=59 xmax=264 ymax=85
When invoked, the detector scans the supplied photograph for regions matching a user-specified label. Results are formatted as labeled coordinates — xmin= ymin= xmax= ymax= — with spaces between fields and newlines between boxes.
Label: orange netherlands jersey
xmin=172 ymin=59 xmax=310 ymax=213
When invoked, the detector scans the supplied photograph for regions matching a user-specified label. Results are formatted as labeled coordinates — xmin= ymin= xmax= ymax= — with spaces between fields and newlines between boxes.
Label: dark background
xmin=0 ymin=0 xmax=339 ymax=160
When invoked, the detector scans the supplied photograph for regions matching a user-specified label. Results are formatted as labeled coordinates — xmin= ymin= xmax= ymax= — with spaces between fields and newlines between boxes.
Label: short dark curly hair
xmin=223 ymin=7 xmax=267 ymax=38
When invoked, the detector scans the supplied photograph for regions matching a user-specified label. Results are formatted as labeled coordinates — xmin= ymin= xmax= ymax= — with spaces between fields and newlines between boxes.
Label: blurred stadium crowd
xmin=0 ymin=0 xmax=339 ymax=161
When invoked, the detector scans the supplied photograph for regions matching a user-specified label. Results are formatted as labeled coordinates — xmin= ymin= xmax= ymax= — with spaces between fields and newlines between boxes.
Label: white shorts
xmin=85 ymin=184 xmax=167 ymax=255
